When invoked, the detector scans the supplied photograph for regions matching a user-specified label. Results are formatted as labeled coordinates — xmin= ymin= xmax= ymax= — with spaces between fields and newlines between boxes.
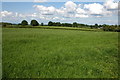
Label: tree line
xmin=1 ymin=20 xmax=120 ymax=32
xmin=19 ymin=20 xmax=86 ymax=27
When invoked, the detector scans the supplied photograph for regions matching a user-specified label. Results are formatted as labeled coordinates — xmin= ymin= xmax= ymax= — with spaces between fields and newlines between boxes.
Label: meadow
xmin=2 ymin=28 xmax=118 ymax=78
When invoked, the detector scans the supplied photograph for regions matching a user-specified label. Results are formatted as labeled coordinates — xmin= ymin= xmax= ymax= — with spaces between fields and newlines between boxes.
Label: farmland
xmin=2 ymin=28 xmax=118 ymax=78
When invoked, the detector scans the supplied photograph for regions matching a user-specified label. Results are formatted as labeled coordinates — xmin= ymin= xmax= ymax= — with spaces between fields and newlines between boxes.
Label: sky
xmin=1 ymin=0 xmax=120 ymax=2
xmin=0 ymin=0 xmax=119 ymax=25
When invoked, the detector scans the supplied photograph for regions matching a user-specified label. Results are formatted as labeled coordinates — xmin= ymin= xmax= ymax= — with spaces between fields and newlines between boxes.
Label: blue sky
xmin=1 ymin=0 xmax=118 ymax=25
xmin=2 ymin=0 xmax=120 ymax=2
xmin=2 ymin=2 xmax=104 ymax=13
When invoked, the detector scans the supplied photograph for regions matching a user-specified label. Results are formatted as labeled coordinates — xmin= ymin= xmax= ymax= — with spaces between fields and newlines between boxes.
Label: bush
xmin=30 ymin=20 xmax=39 ymax=26
xmin=21 ymin=20 xmax=28 ymax=26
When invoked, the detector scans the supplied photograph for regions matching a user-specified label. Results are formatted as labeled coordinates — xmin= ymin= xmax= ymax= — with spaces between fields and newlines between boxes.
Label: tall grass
xmin=2 ymin=28 xmax=118 ymax=78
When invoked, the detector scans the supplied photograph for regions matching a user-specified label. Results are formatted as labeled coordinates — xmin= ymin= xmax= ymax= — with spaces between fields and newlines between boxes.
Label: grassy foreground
xmin=2 ymin=28 xmax=118 ymax=78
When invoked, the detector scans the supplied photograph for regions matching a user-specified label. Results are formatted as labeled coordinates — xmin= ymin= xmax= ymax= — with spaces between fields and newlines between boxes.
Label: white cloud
xmin=75 ymin=7 xmax=89 ymax=18
xmin=104 ymin=0 xmax=118 ymax=9
xmin=84 ymin=3 xmax=104 ymax=15
xmin=0 ymin=11 xmax=13 ymax=17
xmin=64 ymin=1 xmax=77 ymax=13
xmin=84 ymin=3 xmax=112 ymax=16
xmin=53 ymin=17 xmax=60 ymax=20
xmin=75 ymin=14 xmax=88 ymax=18
xmin=56 ymin=9 xmax=65 ymax=15
xmin=0 ymin=10 xmax=26 ymax=18
xmin=32 ymin=0 xmax=118 ymax=24
xmin=33 ymin=1 xmax=88 ymax=18
xmin=47 ymin=6 xmax=56 ymax=13
xmin=76 ymin=8 xmax=86 ymax=14
xmin=31 ymin=13 xmax=37 ymax=17
xmin=33 ymin=5 xmax=56 ymax=15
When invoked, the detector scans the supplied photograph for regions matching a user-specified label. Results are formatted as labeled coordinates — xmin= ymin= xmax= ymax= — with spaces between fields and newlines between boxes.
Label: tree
xmin=2 ymin=22 xmax=12 ymax=27
xmin=73 ymin=22 xmax=78 ymax=27
xmin=41 ymin=23 xmax=44 ymax=26
xmin=30 ymin=20 xmax=39 ymax=26
xmin=95 ymin=23 xmax=98 ymax=28
xmin=21 ymin=20 xmax=28 ymax=26
xmin=102 ymin=24 xmax=109 ymax=31
xmin=48 ymin=21 xmax=53 ymax=26
xmin=18 ymin=23 xmax=21 ymax=25
xmin=90 ymin=25 xmax=93 ymax=29
xmin=56 ymin=22 xmax=61 ymax=26
xmin=99 ymin=25 xmax=102 ymax=28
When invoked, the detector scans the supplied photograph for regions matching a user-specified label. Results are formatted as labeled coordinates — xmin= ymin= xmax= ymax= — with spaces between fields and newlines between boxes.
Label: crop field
xmin=2 ymin=28 xmax=118 ymax=78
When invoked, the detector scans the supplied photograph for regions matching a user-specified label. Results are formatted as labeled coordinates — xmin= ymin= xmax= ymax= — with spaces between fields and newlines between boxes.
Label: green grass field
xmin=2 ymin=28 xmax=118 ymax=78
xmin=36 ymin=26 xmax=100 ymax=31
xmin=6 ymin=25 xmax=102 ymax=31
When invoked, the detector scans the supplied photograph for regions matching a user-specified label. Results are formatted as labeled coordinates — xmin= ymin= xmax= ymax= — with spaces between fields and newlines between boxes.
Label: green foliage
xmin=18 ymin=23 xmax=22 ymax=25
xmin=3 ymin=28 xmax=118 ymax=78
xmin=41 ymin=23 xmax=44 ymax=26
xmin=30 ymin=20 xmax=39 ymax=26
xmin=95 ymin=23 xmax=98 ymax=28
xmin=48 ymin=21 xmax=53 ymax=26
xmin=61 ymin=23 xmax=72 ymax=27
xmin=53 ymin=22 xmax=61 ymax=26
xmin=103 ymin=24 xmax=120 ymax=32
xmin=21 ymin=20 xmax=28 ymax=26
xmin=73 ymin=22 xmax=78 ymax=27
xmin=1 ymin=22 xmax=12 ymax=27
